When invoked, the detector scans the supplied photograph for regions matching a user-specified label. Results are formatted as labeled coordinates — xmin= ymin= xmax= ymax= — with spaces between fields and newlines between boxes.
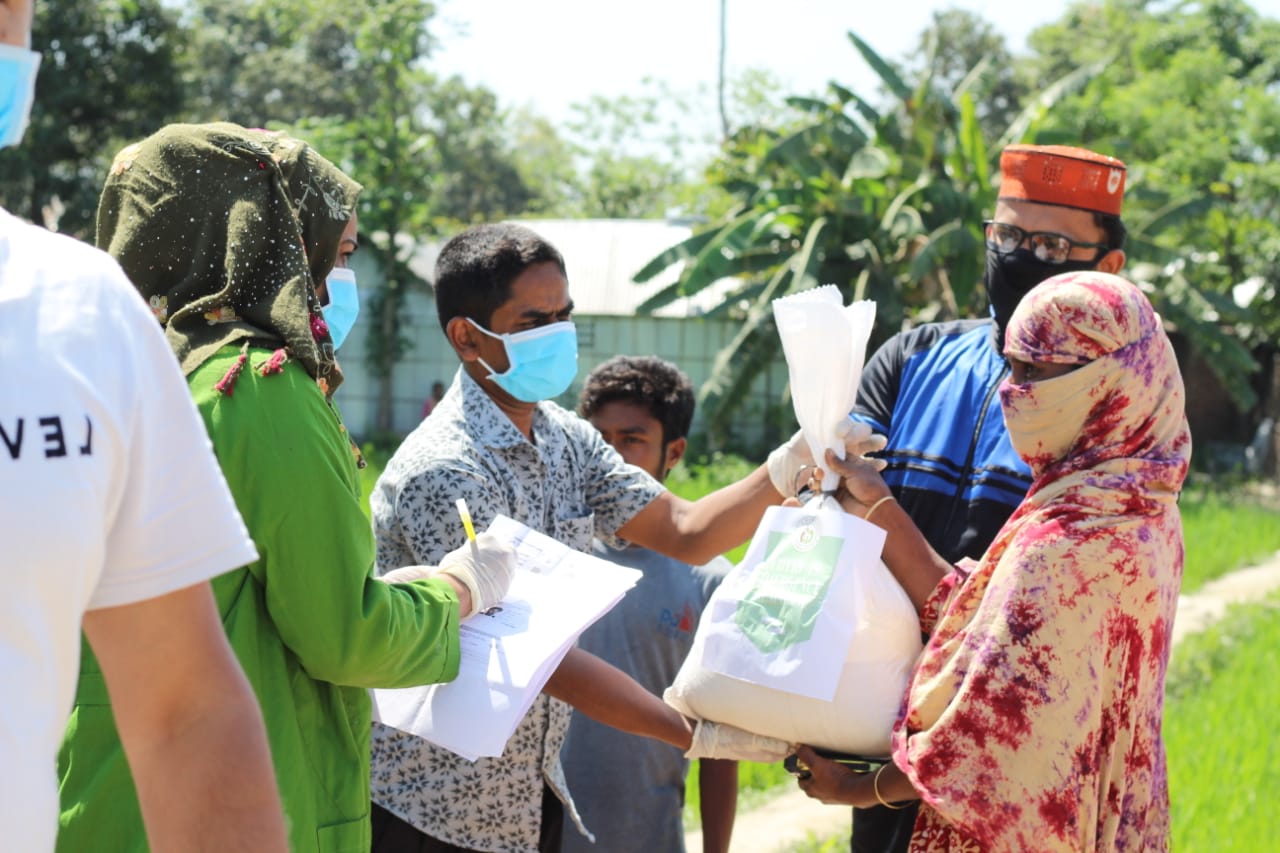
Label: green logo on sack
xmin=792 ymin=523 xmax=819 ymax=552
xmin=734 ymin=529 xmax=840 ymax=654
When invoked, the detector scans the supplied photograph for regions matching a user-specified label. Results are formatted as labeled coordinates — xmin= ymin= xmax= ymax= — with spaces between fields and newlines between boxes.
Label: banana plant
xmin=635 ymin=31 xmax=1087 ymax=440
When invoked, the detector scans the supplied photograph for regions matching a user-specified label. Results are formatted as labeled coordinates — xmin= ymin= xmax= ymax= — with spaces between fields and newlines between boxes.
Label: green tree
xmin=559 ymin=80 xmax=725 ymax=219
xmin=179 ymin=0 xmax=394 ymax=127
xmin=1025 ymin=0 xmax=1280 ymax=411
xmin=634 ymin=31 xmax=1089 ymax=442
xmin=507 ymin=106 xmax=583 ymax=217
xmin=282 ymin=0 xmax=441 ymax=435
xmin=903 ymin=8 xmax=1029 ymax=145
xmin=180 ymin=0 xmax=545 ymax=432
xmin=512 ymin=72 xmax=796 ymax=222
xmin=424 ymin=77 xmax=536 ymax=223
xmin=0 ymin=0 xmax=186 ymax=237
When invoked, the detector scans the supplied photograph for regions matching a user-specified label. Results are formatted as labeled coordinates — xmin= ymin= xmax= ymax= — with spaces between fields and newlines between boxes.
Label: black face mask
xmin=985 ymin=248 xmax=1100 ymax=350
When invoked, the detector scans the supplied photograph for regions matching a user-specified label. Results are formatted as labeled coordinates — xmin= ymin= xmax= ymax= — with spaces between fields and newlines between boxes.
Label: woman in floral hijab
xmin=796 ymin=271 xmax=1190 ymax=853
xmin=57 ymin=123 xmax=482 ymax=853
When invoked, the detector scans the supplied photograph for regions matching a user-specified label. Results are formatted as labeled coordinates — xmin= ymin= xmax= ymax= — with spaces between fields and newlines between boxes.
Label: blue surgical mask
xmin=321 ymin=267 xmax=360 ymax=350
xmin=0 ymin=44 xmax=40 ymax=149
xmin=468 ymin=318 xmax=579 ymax=402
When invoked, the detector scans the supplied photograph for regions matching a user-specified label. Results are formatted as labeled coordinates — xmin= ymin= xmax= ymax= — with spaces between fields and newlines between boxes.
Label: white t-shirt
xmin=0 ymin=210 xmax=259 ymax=852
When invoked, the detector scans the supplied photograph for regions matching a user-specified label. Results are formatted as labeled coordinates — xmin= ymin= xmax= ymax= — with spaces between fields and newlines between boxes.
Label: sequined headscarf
xmin=892 ymin=272 xmax=1192 ymax=852
xmin=96 ymin=122 xmax=362 ymax=387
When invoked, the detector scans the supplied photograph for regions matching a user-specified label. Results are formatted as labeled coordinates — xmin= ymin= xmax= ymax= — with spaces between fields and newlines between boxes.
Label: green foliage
xmin=684 ymin=757 xmax=793 ymax=831
xmin=178 ymin=0 xmax=391 ymax=127
xmin=643 ymin=0 xmax=1279 ymax=432
xmin=666 ymin=452 xmax=759 ymax=563
xmin=1028 ymin=0 xmax=1280 ymax=409
xmin=1179 ymin=481 xmax=1280 ymax=592
xmin=0 ymin=0 xmax=186 ymax=237
xmin=510 ymin=73 xmax=797 ymax=221
xmin=1165 ymin=596 xmax=1280 ymax=851
xmin=665 ymin=452 xmax=758 ymax=501
xmin=634 ymin=31 xmax=1066 ymax=437
xmin=905 ymin=9 xmax=1030 ymax=146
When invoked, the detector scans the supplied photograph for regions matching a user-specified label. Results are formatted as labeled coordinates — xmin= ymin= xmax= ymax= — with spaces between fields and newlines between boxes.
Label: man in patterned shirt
xmin=368 ymin=223 xmax=871 ymax=853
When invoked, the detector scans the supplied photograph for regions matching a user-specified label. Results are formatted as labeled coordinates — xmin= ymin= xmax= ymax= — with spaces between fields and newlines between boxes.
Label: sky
xmin=431 ymin=0 xmax=1280 ymax=125
xmin=427 ymin=0 xmax=1078 ymax=123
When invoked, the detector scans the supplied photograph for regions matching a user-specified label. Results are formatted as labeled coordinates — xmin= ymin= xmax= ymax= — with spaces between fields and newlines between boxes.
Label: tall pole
xmin=718 ymin=0 xmax=729 ymax=141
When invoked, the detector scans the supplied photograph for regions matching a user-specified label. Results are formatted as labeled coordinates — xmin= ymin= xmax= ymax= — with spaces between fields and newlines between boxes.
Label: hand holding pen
xmin=379 ymin=499 xmax=515 ymax=618
xmin=432 ymin=499 xmax=515 ymax=617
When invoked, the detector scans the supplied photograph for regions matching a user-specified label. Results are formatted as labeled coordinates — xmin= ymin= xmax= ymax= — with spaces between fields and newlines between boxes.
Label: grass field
xmin=1164 ymin=593 xmax=1280 ymax=851
xmin=1178 ymin=480 xmax=1280 ymax=591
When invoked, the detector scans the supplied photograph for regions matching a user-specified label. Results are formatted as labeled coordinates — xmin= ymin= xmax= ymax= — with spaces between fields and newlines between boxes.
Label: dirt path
xmin=687 ymin=549 xmax=1280 ymax=853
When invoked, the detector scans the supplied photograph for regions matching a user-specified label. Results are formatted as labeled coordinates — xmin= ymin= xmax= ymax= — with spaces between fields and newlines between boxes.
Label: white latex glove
xmin=765 ymin=428 xmax=809 ymax=498
xmin=429 ymin=531 xmax=517 ymax=616
xmin=685 ymin=720 xmax=794 ymax=763
xmin=839 ymin=419 xmax=889 ymax=472
xmin=766 ymin=420 xmax=888 ymax=497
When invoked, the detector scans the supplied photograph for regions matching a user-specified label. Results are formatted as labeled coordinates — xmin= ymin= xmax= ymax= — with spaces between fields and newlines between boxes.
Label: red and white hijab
xmin=894 ymin=271 xmax=1191 ymax=853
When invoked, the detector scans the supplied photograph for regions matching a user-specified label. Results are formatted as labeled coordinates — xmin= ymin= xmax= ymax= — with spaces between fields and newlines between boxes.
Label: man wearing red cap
xmin=846 ymin=144 xmax=1127 ymax=853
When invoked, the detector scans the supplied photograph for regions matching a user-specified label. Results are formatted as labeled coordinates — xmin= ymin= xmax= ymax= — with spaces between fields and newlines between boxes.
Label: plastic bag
xmin=665 ymin=496 xmax=921 ymax=755
xmin=695 ymin=494 xmax=884 ymax=701
xmin=772 ymin=285 xmax=875 ymax=491
xmin=662 ymin=285 xmax=919 ymax=756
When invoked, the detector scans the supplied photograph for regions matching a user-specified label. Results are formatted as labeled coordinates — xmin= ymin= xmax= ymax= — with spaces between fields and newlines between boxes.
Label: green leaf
xmin=996 ymin=58 xmax=1109 ymax=151
xmin=633 ymin=228 xmax=721 ymax=282
xmin=956 ymin=92 xmax=990 ymax=190
xmin=827 ymin=83 xmax=882 ymax=127
xmin=880 ymin=177 xmax=930 ymax=232
xmin=783 ymin=217 xmax=830 ymax=296
xmin=953 ymin=53 xmax=994 ymax=102
xmin=1131 ymin=194 xmax=1225 ymax=241
xmin=846 ymin=30 xmax=912 ymax=103
xmin=905 ymin=220 xmax=968 ymax=282
xmin=784 ymin=96 xmax=833 ymax=114
xmin=842 ymin=145 xmax=891 ymax=183
xmin=636 ymin=208 xmax=786 ymax=313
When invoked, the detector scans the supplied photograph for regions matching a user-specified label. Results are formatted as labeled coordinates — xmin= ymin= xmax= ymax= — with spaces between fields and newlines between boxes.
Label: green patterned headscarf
xmin=96 ymin=122 xmax=362 ymax=386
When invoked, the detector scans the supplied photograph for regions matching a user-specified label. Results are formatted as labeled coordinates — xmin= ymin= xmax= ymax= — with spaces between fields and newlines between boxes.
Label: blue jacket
xmin=852 ymin=320 xmax=1032 ymax=563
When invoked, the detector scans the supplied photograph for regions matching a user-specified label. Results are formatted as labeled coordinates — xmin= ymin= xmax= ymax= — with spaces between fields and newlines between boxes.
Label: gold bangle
xmin=863 ymin=495 xmax=896 ymax=524
xmin=873 ymin=763 xmax=908 ymax=810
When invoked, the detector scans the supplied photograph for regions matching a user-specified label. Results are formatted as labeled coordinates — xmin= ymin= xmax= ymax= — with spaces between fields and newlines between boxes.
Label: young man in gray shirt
xmin=562 ymin=355 xmax=736 ymax=853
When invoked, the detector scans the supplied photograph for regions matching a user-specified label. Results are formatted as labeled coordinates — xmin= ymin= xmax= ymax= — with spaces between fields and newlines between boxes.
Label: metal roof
xmin=400 ymin=219 xmax=742 ymax=318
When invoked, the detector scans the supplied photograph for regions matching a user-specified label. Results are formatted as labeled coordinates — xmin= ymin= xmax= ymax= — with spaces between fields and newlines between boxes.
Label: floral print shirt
xmin=369 ymin=368 xmax=663 ymax=853
xmin=893 ymin=272 xmax=1191 ymax=853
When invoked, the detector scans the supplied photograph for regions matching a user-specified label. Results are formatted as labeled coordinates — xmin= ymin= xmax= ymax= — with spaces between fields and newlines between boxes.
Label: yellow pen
xmin=456 ymin=498 xmax=481 ymax=564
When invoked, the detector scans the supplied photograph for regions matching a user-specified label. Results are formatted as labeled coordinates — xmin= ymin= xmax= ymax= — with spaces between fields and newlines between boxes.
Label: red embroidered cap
xmin=999 ymin=145 xmax=1127 ymax=216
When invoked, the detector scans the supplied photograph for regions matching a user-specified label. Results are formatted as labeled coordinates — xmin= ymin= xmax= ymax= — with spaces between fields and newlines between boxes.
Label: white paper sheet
xmin=371 ymin=515 xmax=641 ymax=761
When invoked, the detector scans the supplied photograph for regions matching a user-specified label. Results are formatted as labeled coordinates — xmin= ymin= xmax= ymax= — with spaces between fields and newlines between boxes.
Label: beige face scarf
xmin=997 ymin=358 xmax=1106 ymax=468
xmin=892 ymin=272 xmax=1191 ymax=853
